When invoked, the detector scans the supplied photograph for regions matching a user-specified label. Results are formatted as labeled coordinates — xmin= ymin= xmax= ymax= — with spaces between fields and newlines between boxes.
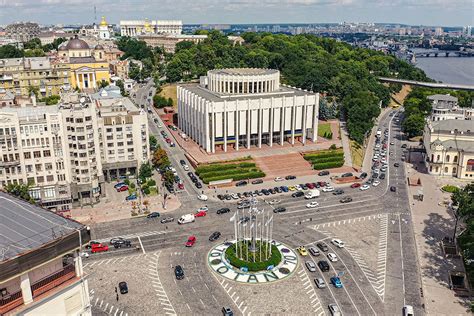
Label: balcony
xmin=0 ymin=290 xmax=23 ymax=315
xmin=31 ymin=264 xmax=76 ymax=298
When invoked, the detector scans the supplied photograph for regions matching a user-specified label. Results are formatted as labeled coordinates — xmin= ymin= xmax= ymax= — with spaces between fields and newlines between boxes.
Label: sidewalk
xmin=405 ymin=152 xmax=471 ymax=315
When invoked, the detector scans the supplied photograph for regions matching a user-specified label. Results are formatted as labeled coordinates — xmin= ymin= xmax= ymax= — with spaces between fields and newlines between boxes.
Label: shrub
xmin=147 ymin=179 xmax=156 ymax=187
xmin=198 ymin=168 xmax=258 ymax=179
xmin=225 ymin=241 xmax=282 ymax=272
xmin=124 ymin=179 xmax=130 ymax=185
xmin=306 ymin=156 xmax=344 ymax=164
xmin=441 ymin=185 xmax=460 ymax=193
xmin=202 ymin=171 xmax=266 ymax=184
xmin=130 ymin=182 xmax=136 ymax=189
xmin=329 ymin=144 xmax=337 ymax=150
xmin=143 ymin=187 xmax=151 ymax=195
xmin=312 ymin=160 xmax=344 ymax=170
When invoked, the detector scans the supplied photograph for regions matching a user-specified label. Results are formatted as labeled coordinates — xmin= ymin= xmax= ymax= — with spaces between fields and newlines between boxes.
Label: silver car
xmin=329 ymin=303 xmax=342 ymax=316
xmin=305 ymin=261 xmax=316 ymax=272
xmin=309 ymin=247 xmax=320 ymax=256
xmin=314 ymin=278 xmax=326 ymax=288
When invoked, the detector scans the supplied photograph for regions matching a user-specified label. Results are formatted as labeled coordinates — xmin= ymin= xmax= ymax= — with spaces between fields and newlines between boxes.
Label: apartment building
xmin=0 ymin=191 xmax=91 ymax=315
xmin=0 ymin=105 xmax=72 ymax=211
xmin=5 ymin=22 xmax=40 ymax=42
xmin=0 ymin=91 xmax=149 ymax=209
xmin=0 ymin=57 xmax=71 ymax=97
xmin=91 ymin=89 xmax=150 ymax=181
xmin=428 ymin=94 xmax=474 ymax=121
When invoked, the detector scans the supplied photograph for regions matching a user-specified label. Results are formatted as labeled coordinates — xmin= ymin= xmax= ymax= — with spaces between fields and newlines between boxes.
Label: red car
xmin=318 ymin=181 xmax=326 ymax=187
xmin=165 ymin=138 xmax=171 ymax=143
xmin=195 ymin=210 xmax=207 ymax=217
xmin=351 ymin=183 xmax=361 ymax=188
xmin=306 ymin=183 xmax=315 ymax=189
xmin=178 ymin=182 xmax=184 ymax=190
xmin=185 ymin=236 xmax=196 ymax=247
xmin=117 ymin=185 xmax=128 ymax=192
xmin=91 ymin=243 xmax=109 ymax=253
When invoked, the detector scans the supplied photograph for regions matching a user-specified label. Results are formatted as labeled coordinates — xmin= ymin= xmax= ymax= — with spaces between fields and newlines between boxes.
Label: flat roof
xmin=179 ymin=82 xmax=313 ymax=102
xmin=209 ymin=68 xmax=278 ymax=76
xmin=0 ymin=192 xmax=83 ymax=262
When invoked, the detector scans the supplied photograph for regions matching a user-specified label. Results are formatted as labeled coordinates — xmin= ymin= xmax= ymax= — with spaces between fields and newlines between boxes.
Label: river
xmin=415 ymin=57 xmax=474 ymax=85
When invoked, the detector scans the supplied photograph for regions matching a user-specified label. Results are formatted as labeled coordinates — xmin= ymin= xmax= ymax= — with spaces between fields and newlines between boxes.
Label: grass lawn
xmin=159 ymin=84 xmax=178 ymax=109
xmin=349 ymin=140 xmax=364 ymax=169
xmin=303 ymin=148 xmax=344 ymax=170
xmin=318 ymin=123 xmax=333 ymax=139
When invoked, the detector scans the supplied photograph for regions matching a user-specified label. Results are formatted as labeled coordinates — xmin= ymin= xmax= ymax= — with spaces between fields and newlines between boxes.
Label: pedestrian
xmin=116 ymin=293 xmax=119 ymax=301
xmin=115 ymin=287 xmax=117 ymax=293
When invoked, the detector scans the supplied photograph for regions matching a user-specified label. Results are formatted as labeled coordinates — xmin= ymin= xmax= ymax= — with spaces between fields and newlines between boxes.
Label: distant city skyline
xmin=0 ymin=0 xmax=472 ymax=27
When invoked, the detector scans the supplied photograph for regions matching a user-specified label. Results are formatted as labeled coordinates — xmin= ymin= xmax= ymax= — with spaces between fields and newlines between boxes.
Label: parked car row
xmin=187 ymin=172 xmax=203 ymax=189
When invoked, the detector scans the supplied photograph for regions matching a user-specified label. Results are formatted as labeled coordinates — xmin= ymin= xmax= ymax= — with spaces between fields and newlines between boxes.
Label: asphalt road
xmin=86 ymin=108 xmax=424 ymax=316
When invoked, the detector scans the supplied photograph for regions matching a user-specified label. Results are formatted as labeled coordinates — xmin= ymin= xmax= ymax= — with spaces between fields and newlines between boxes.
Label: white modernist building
xmin=120 ymin=19 xmax=182 ymax=36
xmin=177 ymin=68 xmax=319 ymax=153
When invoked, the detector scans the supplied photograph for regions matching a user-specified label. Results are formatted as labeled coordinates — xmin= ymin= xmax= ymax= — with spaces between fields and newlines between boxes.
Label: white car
xmin=372 ymin=180 xmax=381 ymax=187
xmin=360 ymin=185 xmax=370 ymax=191
xmin=274 ymin=177 xmax=284 ymax=182
xmin=373 ymin=168 xmax=380 ymax=174
xmin=327 ymin=253 xmax=338 ymax=262
xmin=197 ymin=206 xmax=209 ymax=212
xmin=322 ymin=186 xmax=334 ymax=192
xmin=80 ymin=252 xmax=89 ymax=258
xmin=331 ymin=239 xmax=345 ymax=248
xmin=183 ymin=165 xmax=190 ymax=171
xmin=231 ymin=193 xmax=239 ymax=199
xmin=295 ymin=184 xmax=303 ymax=191
xmin=197 ymin=194 xmax=208 ymax=201
xmin=306 ymin=201 xmax=319 ymax=208
xmin=268 ymin=199 xmax=281 ymax=205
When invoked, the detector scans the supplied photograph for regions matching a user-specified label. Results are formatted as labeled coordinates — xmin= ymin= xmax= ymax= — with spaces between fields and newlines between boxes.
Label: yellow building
xmin=58 ymin=36 xmax=110 ymax=90
xmin=0 ymin=57 xmax=70 ymax=97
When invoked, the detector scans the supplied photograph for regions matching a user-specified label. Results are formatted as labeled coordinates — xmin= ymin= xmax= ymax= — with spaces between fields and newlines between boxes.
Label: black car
xmin=379 ymin=173 xmax=386 ymax=180
xmin=225 ymin=194 xmax=232 ymax=200
xmin=269 ymin=188 xmax=275 ymax=194
xmin=174 ymin=175 xmax=181 ymax=183
xmin=390 ymin=186 xmax=397 ymax=192
xmin=318 ymin=170 xmax=330 ymax=176
xmin=119 ymin=281 xmax=128 ymax=294
xmin=401 ymin=144 xmax=407 ymax=148
xmin=317 ymin=242 xmax=328 ymax=252
xmin=273 ymin=207 xmax=286 ymax=213
xmin=285 ymin=175 xmax=296 ymax=180
xmin=292 ymin=191 xmax=304 ymax=198
xmin=147 ymin=212 xmax=160 ymax=218
xmin=175 ymin=265 xmax=185 ymax=280
xmin=262 ymin=189 xmax=270 ymax=196
xmin=274 ymin=187 xmax=282 ymax=193
xmin=360 ymin=172 xmax=368 ymax=179
xmin=195 ymin=182 xmax=203 ymax=189
xmin=300 ymin=184 xmax=308 ymax=190
xmin=333 ymin=189 xmax=344 ymax=195
xmin=113 ymin=239 xmax=132 ymax=248
xmin=341 ymin=172 xmax=353 ymax=178
xmin=209 ymin=231 xmax=221 ymax=241
xmin=236 ymin=180 xmax=248 ymax=187
xmin=180 ymin=159 xmax=186 ymax=165
xmin=394 ymin=162 xmax=400 ymax=167
xmin=165 ymin=184 xmax=175 ymax=193
xmin=222 ymin=307 xmax=234 ymax=316
xmin=340 ymin=197 xmax=353 ymax=203
xmin=217 ymin=194 xmax=224 ymax=200
xmin=251 ymin=179 xmax=263 ymax=185
xmin=318 ymin=260 xmax=330 ymax=272
xmin=160 ymin=217 xmax=174 ymax=223
xmin=217 ymin=207 xmax=230 ymax=214
xmin=187 ymin=172 xmax=195 ymax=178
xmin=191 ymin=177 xmax=198 ymax=183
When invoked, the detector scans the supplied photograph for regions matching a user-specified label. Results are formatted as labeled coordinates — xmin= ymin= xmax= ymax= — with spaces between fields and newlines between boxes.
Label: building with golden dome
xmin=99 ymin=16 xmax=111 ymax=40
xmin=58 ymin=36 xmax=110 ymax=91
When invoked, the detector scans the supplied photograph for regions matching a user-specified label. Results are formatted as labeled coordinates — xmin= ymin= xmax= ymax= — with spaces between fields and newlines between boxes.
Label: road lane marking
xmin=138 ymin=236 xmax=146 ymax=254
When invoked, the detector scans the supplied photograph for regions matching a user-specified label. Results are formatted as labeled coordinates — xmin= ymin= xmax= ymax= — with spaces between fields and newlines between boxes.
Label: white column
xmin=92 ymin=72 xmax=97 ymax=88
xmin=235 ymin=111 xmax=240 ymax=151
xmin=205 ymin=102 xmax=210 ymax=152
xmin=312 ymin=93 xmax=319 ymax=142
xmin=211 ymin=110 xmax=216 ymax=153
xmin=20 ymin=272 xmax=33 ymax=304
xmin=247 ymin=100 xmax=251 ymax=149
xmin=258 ymin=99 xmax=262 ymax=148
xmin=291 ymin=96 xmax=296 ymax=145
xmin=269 ymin=97 xmax=274 ymax=147
xmin=302 ymin=95 xmax=308 ymax=144
xmin=76 ymin=73 xmax=81 ymax=89
xmin=223 ymin=101 xmax=227 ymax=152
xmin=73 ymin=251 xmax=83 ymax=277
xmin=280 ymin=97 xmax=285 ymax=146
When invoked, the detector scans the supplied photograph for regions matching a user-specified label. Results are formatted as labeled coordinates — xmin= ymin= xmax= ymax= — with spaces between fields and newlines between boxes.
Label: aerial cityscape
xmin=0 ymin=1 xmax=473 ymax=316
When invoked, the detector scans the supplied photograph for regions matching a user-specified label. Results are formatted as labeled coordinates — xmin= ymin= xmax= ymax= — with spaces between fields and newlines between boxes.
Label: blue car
xmin=125 ymin=194 xmax=137 ymax=201
xmin=114 ymin=182 xmax=126 ymax=189
xmin=280 ymin=186 xmax=289 ymax=192
xmin=330 ymin=277 xmax=343 ymax=288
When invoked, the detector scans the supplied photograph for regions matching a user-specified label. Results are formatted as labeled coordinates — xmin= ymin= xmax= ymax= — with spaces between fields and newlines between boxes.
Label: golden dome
xmin=100 ymin=16 xmax=107 ymax=27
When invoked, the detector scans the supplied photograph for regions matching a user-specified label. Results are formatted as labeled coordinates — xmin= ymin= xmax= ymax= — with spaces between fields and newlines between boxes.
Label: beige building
xmin=0 ymin=57 xmax=71 ymax=97
xmin=120 ymin=19 xmax=182 ymax=36
xmin=0 ymin=192 xmax=91 ymax=315
xmin=5 ymin=22 xmax=39 ymax=42
xmin=423 ymin=119 xmax=474 ymax=179
xmin=138 ymin=34 xmax=207 ymax=53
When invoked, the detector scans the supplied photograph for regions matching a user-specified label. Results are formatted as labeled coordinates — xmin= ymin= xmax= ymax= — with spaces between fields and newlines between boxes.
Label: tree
xmin=0 ymin=45 xmax=24 ymax=58
xmin=98 ymin=80 xmax=109 ymax=89
xmin=24 ymin=38 xmax=42 ymax=50
xmin=115 ymin=80 xmax=128 ymax=97
xmin=402 ymin=114 xmax=425 ymax=138
xmin=24 ymin=48 xmax=45 ymax=57
xmin=163 ymin=170 xmax=175 ymax=186
xmin=149 ymin=135 xmax=158 ymax=149
xmin=5 ymin=183 xmax=35 ymax=204
xmin=153 ymin=95 xmax=169 ymax=109
xmin=139 ymin=162 xmax=153 ymax=180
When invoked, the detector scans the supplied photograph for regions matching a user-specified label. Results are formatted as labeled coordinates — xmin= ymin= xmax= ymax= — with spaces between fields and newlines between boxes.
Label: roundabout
xmin=208 ymin=239 xmax=298 ymax=283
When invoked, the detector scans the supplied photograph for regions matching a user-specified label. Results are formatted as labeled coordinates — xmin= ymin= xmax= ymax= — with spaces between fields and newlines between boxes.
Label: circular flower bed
xmin=225 ymin=240 xmax=282 ymax=272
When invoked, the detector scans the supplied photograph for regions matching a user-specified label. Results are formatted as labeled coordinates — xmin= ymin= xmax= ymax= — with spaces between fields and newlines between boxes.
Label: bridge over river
xmin=378 ymin=77 xmax=474 ymax=91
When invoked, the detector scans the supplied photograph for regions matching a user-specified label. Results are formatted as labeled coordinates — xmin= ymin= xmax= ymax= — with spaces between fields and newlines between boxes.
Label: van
xmin=178 ymin=214 xmax=195 ymax=224
xmin=402 ymin=305 xmax=414 ymax=316
xmin=305 ymin=189 xmax=320 ymax=199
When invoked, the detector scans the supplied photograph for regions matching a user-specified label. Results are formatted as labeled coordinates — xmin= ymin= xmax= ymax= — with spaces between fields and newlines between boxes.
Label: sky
xmin=0 ymin=0 xmax=472 ymax=27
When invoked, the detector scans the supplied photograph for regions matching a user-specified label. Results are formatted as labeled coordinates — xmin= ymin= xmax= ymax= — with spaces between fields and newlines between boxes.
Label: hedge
xmin=304 ymin=150 xmax=344 ymax=160
xmin=202 ymin=171 xmax=266 ymax=184
xmin=441 ymin=185 xmax=460 ymax=193
xmin=198 ymin=168 xmax=259 ymax=179
xmin=305 ymin=155 xmax=344 ymax=164
xmin=312 ymin=160 xmax=344 ymax=170
xmin=225 ymin=241 xmax=282 ymax=272
xmin=196 ymin=162 xmax=257 ymax=175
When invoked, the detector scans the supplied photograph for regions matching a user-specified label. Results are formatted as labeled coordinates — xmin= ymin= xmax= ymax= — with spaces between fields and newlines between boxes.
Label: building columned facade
xmin=423 ymin=120 xmax=474 ymax=179
xmin=120 ymin=19 xmax=182 ymax=36
xmin=177 ymin=68 xmax=319 ymax=153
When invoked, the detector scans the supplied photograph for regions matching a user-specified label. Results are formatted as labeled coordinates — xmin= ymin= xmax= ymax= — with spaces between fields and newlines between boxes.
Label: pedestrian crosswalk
xmin=83 ymin=253 xmax=148 ymax=269
xmin=96 ymin=230 xmax=167 ymax=243
xmin=148 ymin=251 xmax=177 ymax=316
xmin=89 ymin=290 xmax=128 ymax=316
xmin=297 ymin=268 xmax=325 ymax=316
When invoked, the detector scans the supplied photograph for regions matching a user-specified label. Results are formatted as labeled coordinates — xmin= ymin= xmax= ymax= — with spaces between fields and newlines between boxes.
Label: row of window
xmin=23 ymin=150 xmax=51 ymax=159
xmin=431 ymin=154 xmax=458 ymax=163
